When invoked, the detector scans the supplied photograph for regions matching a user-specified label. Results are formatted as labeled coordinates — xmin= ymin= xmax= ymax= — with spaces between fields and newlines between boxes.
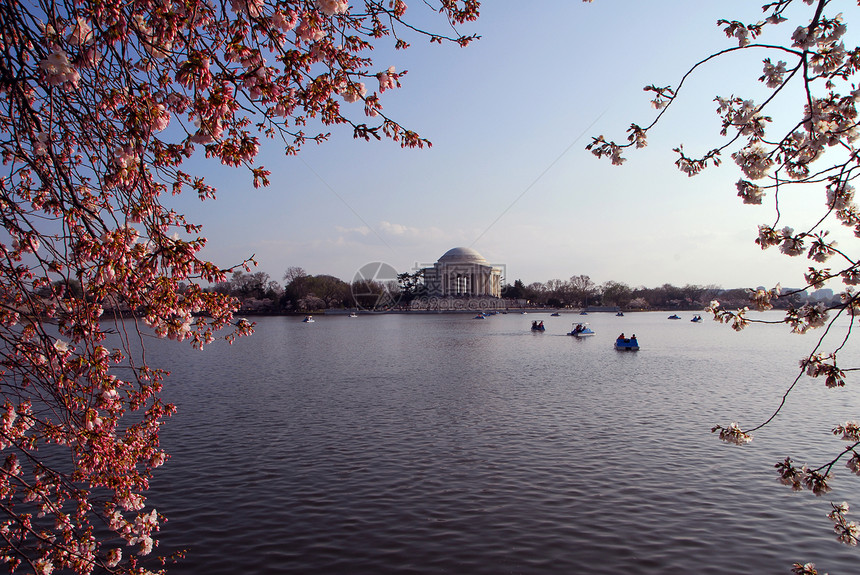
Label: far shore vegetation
xmin=114 ymin=266 xmax=837 ymax=315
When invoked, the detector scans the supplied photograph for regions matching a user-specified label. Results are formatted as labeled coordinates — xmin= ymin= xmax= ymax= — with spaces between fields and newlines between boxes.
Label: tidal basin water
xmin=145 ymin=311 xmax=860 ymax=574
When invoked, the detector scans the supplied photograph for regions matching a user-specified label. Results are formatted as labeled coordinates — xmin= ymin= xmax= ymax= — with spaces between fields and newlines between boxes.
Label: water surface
xmin=145 ymin=311 xmax=860 ymax=574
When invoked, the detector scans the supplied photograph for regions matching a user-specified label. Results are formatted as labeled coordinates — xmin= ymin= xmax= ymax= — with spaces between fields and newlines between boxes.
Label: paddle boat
xmin=614 ymin=334 xmax=639 ymax=351
xmin=349 ymin=312 xmax=358 ymax=318
xmin=691 ymin=315 xmax=703 ymax=323
xmin=530 ymin=320 xmax=545 ymax=332
xmin=668 ymin=314 xmax=681 ymax=320
xmin=568 ymin=323 xmax=595 ymax=337
xmin=473 ymin=314 xmax=486 ymax=319
xmin=302 ymin=315 xmax=315 ymax=323
xmin=551 ymin=312 xmax=561 ymax=317
xmin=616 ymin=311 xmax=624 ymax=317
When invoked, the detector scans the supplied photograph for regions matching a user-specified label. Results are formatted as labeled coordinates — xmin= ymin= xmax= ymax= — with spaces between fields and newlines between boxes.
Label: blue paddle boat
xmin=614 ymin=334 xmax=639 ymax=350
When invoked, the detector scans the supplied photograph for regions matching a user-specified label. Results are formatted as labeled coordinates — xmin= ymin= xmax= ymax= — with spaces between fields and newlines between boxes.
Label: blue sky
xmin=167 ymin=0 xmax=860 ymax=290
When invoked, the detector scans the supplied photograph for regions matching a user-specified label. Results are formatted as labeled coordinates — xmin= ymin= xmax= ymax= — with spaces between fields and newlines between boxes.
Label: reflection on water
xmin=145 ymin=311 xmax=860 ymax=574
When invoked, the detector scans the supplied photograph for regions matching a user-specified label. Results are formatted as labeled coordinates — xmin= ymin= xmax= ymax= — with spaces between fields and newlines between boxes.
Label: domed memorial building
xmin=422 ymin=247 xmax=503 ymax=298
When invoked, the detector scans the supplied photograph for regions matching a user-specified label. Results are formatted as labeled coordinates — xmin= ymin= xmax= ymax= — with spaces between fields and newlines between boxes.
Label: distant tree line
xmin=203 ymin=267 xmax=833 ymax=314
xmin=500 ymin=275 xmax=812 ymax=310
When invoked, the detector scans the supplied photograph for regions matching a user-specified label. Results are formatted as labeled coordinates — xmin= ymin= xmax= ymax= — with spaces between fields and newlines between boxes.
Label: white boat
xmin=349 ymin=312 xmax=358 ymax=318
xmin=568 ymin=323 xmax=595 ymax=337
xmin=302 ymin=315 xmax=315 ymax=323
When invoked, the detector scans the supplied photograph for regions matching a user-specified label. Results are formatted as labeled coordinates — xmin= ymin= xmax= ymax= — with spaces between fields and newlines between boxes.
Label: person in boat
xmin=617 ymin=332 xmax=625 ymax=341
xmin=574 ymin=324 xmax=582 ymax=333
xmin=532 ymin=320 xmax=538 ymax=329
xmin=538 ymin=321 xmax=544 ymax=328
xmin=630 ymin=334 xmax=638 ymax=345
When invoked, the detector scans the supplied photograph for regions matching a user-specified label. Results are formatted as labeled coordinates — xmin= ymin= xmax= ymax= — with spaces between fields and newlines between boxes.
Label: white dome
xmin=438 ymin=247 xmax=487 ymax=264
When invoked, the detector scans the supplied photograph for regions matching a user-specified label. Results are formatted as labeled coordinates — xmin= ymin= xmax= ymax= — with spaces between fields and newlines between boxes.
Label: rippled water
xmin=144 ymin=311 xmax=860 ymax=574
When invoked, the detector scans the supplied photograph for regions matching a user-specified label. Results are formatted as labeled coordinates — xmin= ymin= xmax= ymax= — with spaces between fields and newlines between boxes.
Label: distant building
xmin=422 ymin=247 xmax=502 ymax=298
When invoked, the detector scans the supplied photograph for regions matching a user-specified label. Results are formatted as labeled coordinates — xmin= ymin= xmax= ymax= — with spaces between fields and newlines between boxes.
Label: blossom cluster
xmin=315 ymin=0 xmax=349 ymax=16
xmin=716 ymin=97 xmax=771 ymax=140
xmin=827 ymin=502 xmax=859 ymax=546
xmin=799 ymin=352 xmax=844 ymax=387
xmin=832 ymin=422 xmax=860 ymax=442
xmin=792 ymin=562 xmax=824 ymax=575
xmin=585 ymin=135 xmax=626 ymax=165
xmin=760 ymin=58 xmax=788 ymax=88
xmin=706 ymin=300 xmax=750 ymax=331
xmin=749 ymin=284 xmax=781 ymax=311
xmin=644 ymin=84 xmax=675 ymax=111
xmin=731 ymin=143 xmax=774 ymax=180
xmin=845 ymin=450 xmax=860 ymax=476
xmin=38 ymin=49 xmax=80 ymax=87
xmin=775 ymin=457 xmax=832 ymax=495
xmin=786 ymin=303 xmax=830 ymax=334
xmin=712 ymin=422 xmax=752 ymax=445
xmin=736 ymin=179 xmax=764 ymax=205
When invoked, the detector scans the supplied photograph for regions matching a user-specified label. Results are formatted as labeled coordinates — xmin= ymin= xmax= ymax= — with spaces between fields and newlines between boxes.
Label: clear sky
xmin=166 ymin=0 xmax=860 ymax=290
